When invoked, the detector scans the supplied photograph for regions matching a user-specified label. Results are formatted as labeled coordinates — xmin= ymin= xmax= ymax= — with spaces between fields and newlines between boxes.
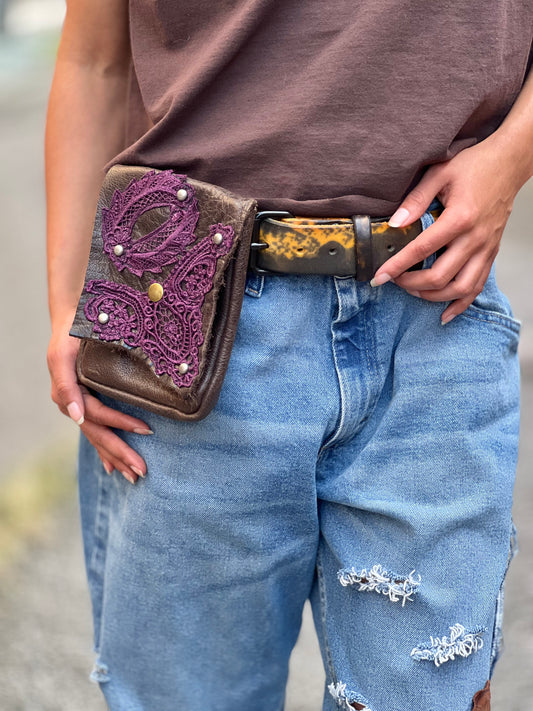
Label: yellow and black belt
xmin=249 ymin=209 xmax=443 ymax=281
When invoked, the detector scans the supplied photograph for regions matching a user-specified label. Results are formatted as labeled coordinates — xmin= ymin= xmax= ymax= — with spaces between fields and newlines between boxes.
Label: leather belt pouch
xmin=69 ymin=164 xmax=257 ymax=421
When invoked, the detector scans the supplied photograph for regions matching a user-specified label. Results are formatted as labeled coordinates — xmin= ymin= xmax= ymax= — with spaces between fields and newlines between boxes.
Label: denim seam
xmin=319 ymin=278 xmax=348 ymax=453
xmin=489 ymin=577 xmax=506 ymax=674
xmin=489 ymin=518 xmax=518 ymax=673
xmin=459 ymin=309 xmax=521 ymax=335
xmin=316 ymin=547 xmax=338 ymax=685
xmin=89 ymin=466 xmax=111 ymax=653
xmin=360 ymin=300 xmax=380 ymax=429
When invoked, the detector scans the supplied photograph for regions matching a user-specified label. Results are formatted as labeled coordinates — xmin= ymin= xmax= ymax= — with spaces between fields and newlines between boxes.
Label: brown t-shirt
xmin=112 ymin=0 xmax=533 ymax=217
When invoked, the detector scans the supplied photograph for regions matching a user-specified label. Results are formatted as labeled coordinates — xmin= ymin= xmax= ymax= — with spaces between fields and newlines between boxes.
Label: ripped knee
xmin=337 ymin=563 xmax=421 ymax=606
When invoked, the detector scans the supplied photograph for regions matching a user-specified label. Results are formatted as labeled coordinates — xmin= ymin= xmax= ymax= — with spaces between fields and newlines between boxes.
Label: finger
xmin=81 ymin=419 xmax=147 ymax=484
xmin=48 ymin=340 xmax=85 ymax=425
xmin=387 ymin=164 xmax=447 ymax=228
xmin=394 ymin=232 xmax=480 ymax=292
xmin=98 ymin=454 xmax=114 ymax=475
xmin=82 ymin=390 xmax=154 ymax=434
xmin=404 ymin=250 xmax=493 ymax=304
xmin=51 ymin=373 xmax=85 ymax=425
xmin=96 ymin=441 xmax=140 ymax=483
xmin=371 ymin=208 xmax=463 ymax=285
xmin=441 ymin=261 xmax=494 ymax=324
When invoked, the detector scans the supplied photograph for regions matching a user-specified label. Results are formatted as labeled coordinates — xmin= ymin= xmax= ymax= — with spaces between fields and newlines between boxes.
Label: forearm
xmin=46 ymin=63 xmax=129 ymax=330
xmin=45 ymin=3 xmax=131 ymax=331
xmin=485 ymin=67 xmax=533 ymax=191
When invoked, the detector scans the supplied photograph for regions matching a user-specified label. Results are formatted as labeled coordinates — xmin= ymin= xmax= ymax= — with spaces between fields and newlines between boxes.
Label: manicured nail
xmin=131 ymin=466 xmax=146 ymax=479
xmin=103 ymin=461 xmax=114 ymax=475
xmin=67 ymin=401 xmax=84 ymax=426
xmin=441 ymin=313 xmax=456 ymax=325
xmin=388 ymin=207 xmax=410 ymax=228
xmin=121 ymin=471 xmax=136 ymax=485
xmin=370 ymin=272 xmax=392 ymax=288
xmin=133 ymin=428 xmax=154 ymax=435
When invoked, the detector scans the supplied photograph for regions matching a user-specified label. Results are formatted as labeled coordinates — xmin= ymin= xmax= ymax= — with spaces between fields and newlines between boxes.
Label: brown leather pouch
xmin=69 ymin=165 xmax=257 ymax=421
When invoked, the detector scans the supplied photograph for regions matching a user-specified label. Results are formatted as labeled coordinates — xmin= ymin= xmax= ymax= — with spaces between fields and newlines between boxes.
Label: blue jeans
xmin=78 ymin=210 xmax=520 ymax=711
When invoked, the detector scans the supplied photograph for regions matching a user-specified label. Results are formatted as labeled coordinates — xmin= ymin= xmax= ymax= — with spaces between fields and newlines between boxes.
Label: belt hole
xmin=329 ymin=247 xmax=337 ymax=256
xmin=387 ymin=244 xmax=395 ymax=253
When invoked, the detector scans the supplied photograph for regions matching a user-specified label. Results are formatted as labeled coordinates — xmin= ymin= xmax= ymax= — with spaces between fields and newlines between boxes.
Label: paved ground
xmin=1 ymin=17 xmax=532 ymax=711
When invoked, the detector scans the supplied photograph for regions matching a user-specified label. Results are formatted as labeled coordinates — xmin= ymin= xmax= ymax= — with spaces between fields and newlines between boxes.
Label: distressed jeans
xmin=78 ymin=209 xmax=520 ymax=711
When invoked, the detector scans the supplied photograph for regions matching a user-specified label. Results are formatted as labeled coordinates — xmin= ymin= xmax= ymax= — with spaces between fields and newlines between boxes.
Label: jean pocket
xmin=461 ymin=266 xmax=521 ymax=337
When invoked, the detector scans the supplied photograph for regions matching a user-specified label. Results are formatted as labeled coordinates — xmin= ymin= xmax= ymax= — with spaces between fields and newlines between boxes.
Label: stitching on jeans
xmin=91 ymin=461 xmax=110 ymax=579
xmin=319 ymin=278 xmax=348 ymax=453
xmin=87 ymin=445 xmax=112 ymax=653
xmin=316 ymin=548 xmax=337 ymax=683
xmin=318 ymin=278 xmax=346 ymax=457
xmin=459 ymin=310 xmax=521 ymax=334
xmin=360 ymin=300 xmax=380 ymax=429
xmin=490 ymin=520 xmax=518 ymax=672
xmin=320 ymin=210 xmax=435 ymax=453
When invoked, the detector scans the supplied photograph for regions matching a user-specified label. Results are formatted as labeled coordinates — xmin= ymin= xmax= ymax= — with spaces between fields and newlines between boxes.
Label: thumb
xmin=388 ymin=165 xmax=447 ymax=228
xmin=66 ymin=398 xmax=85 ymax=426
xmin=49 ymin=337 xmax=86 ymax=425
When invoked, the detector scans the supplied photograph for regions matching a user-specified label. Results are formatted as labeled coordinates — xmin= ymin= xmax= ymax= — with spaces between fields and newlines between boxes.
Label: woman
xmin=46 ymin=1 xmax=532 ymax=709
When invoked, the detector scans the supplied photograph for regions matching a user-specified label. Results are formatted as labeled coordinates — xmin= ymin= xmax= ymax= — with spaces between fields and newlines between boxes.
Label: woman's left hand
xmin=371 ymin=136 xmax=524 ymax=324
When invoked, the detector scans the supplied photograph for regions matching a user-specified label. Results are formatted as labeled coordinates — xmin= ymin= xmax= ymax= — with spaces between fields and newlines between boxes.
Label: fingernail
xmin=409 ymin=290 xmax=421 ymax=298
xmin=133 ymin=428 xmax=154 ymax=435
xmin=131 ymin=466 xmax=146 ymax=479
xmin=67 ymin=401 xmax=84 ymax=426
xmin=103 ymin=461 xmax=114 ymax=475
xmin=121 ymin=471 xmax=136 ymax=485
xmin=370 ymin=272 xmax=392 ymax=288
xmin=388 ymin=207 xmax=410 ymax=228
xmin=441 ymin=313 xmax=456 ymax=325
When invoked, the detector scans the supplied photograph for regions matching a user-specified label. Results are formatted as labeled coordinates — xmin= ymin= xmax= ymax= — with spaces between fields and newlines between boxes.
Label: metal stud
xmin=113 ymin=244 xmax=124 ymax=256
xmin=148 ymin=283 xmax=164 ymax=302
xmin=178 ymin=362 xmax=189 ymax=375
xmin=98 ymin=312 xmax=109 ymax=325
xmin=177 ymin=188 xmax=188 ymax=202
xmin=212 ymin=232 xmax=224 ymax=245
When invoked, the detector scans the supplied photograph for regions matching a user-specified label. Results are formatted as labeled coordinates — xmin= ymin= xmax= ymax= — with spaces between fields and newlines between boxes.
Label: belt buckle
xmin=249 ymin=210 xmax=293 ymax=274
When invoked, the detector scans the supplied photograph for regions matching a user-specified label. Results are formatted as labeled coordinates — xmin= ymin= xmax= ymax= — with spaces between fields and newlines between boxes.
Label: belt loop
xmin=352 ymin=215 xmax=373 ymax=281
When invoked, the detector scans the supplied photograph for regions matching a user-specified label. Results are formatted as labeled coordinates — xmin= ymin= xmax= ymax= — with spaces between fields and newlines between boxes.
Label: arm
xmin=46 ymin=0 xmax=151 ymax=483
xmin=371 ymin=68 xmax=533 ymax=324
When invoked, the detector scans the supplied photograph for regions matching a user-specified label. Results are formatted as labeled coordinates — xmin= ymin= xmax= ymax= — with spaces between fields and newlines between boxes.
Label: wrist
xmin=486 ymin=126 xmax=533 ymax=193
xmin=50 ymin=306 xmax=78 ymax=336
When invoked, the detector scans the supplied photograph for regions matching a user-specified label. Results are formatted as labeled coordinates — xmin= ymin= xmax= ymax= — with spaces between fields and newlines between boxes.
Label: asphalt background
xmin=0 ymin=6 xmax=532 ymax=710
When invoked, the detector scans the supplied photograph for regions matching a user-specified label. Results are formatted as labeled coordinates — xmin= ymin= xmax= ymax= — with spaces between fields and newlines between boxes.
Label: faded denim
xmin=78 ymin=209 xmax=520 ymax=711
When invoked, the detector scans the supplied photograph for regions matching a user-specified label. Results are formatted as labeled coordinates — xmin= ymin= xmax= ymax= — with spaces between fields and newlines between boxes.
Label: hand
xmin=371 ymin=136 xmax=522 ymax=323
xmin=47 ymin=322 xmax=152 ymax=484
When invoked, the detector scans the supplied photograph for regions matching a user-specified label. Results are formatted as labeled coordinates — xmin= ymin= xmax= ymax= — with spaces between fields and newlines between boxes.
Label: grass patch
xmin=0 ymin=438 xmax=78 ymax=569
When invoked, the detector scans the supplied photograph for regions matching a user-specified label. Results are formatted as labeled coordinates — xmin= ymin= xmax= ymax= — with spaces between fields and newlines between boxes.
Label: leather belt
xmin=249 ymin=209 xmax=442 ymax=281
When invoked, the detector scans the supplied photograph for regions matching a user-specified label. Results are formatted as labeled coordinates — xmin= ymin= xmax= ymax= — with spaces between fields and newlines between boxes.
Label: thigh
xmin=77 ymin=271 xmax=338 ymax=711
xmin=312 ymin=271 xmax=520 ymax=711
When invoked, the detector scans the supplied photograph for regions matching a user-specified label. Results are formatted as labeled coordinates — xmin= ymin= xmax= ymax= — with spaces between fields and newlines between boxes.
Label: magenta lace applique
xmin=101 ymin=170 xmax=200 ymax=277
xmin=84 ymin=171 xmax=235 ymax=387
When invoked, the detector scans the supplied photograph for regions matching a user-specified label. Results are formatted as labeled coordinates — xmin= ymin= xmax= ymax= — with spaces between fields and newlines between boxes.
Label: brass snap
xmin=148 ymin=283 xmax=164 ymax=302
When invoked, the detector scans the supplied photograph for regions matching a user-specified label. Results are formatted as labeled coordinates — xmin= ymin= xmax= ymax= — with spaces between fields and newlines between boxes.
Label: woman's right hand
xmin=47 ymin=323 xmax=152 ymax=484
